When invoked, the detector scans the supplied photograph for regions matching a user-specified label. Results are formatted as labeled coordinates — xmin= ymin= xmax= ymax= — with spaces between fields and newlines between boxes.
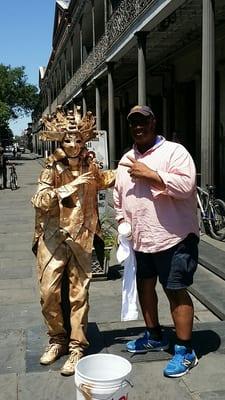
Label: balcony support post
xmin=95 ymin=81 xmax=101 ymax=130
xmin=136 ymin=32 xmax=147 ymax=105
xmin=91 ymin=0 xmax=96 ymax=48
xmin=201 ymin=0 xmax=215 ymax=187
xmin=82 ymin=86 xmax=87 ymax=115
xmin=107 ymin=62 xmax=116 ymax=168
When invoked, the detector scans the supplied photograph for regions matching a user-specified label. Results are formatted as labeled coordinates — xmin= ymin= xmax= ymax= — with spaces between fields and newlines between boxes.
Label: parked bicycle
xmin=9 ymin=163 xmax=18 ymax=190
xmin=197 ymin=184 xmax=225 ymax=241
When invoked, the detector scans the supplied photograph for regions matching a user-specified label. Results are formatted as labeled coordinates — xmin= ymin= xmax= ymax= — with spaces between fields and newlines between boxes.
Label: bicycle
xmin=9 ymin=164 xmax=18 ymax=190
xmin=197 ymin=184 xmax=225 ymax=241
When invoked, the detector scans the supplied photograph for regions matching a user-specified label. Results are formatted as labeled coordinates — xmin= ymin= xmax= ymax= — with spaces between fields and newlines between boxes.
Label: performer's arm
xmin=31 ymin=168 xmax=58 ymax=211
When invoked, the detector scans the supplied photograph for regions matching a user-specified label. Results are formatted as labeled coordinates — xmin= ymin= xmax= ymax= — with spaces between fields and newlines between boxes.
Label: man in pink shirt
xmin=113 ymin=105 xmax=199 ymax=378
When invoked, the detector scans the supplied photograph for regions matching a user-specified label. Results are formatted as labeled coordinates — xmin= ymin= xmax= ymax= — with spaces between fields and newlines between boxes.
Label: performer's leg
xmin=68 ymin=251 xmax=91 ymax=351
xmin=37 ymin=241 xmax=68 ymax=345
xmin=61 ymin=268 xmax=71 ymax=337
xmin=60 ymin=249 xmax=92 ymax=376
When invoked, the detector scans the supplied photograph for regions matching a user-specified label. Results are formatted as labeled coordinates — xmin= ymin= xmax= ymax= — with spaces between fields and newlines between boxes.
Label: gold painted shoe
xmin=40 ymin=343 xmax=68 ymax=365
xmin=60 ymin=350 xmax=83 ymax=376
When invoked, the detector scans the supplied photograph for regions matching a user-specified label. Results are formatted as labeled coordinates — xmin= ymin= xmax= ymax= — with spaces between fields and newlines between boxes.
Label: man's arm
xmin=119 ymin=155 xmax=165 ymax=190
xmin=119 ymin=147 xmax=196 ymax=199
xmin=154 ymin=148 xmax=196 ymax=199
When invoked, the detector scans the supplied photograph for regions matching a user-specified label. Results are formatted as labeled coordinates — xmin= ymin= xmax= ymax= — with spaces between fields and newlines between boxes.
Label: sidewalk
xmin=0 ymin=157 xmax=225 ymax=400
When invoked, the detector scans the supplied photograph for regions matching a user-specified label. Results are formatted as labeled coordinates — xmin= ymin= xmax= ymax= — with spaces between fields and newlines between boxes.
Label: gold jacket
xmin=31 ymin=151 xmax=115 ymax=267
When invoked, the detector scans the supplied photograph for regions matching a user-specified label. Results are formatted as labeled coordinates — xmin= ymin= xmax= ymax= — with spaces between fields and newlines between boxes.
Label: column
xmin=82 ymin=87 xmax=87 ymax=115
xmin=64 ymin=51 xmax=67 ymax=84
xmin=217 ymin=66 xmax=225 ymax=197
xmin=195 ymin=73 xmax=201 ymax=173
xmin=104 ymin=0 xmax=108 ymax=30
xmin=53 ymin=71 xmax=57 ymax=99
xmin=91 ymin=0 xmax=96 ymax=48
xmin=58 ymin=64 xmax=62 ymax=92
xmin=47 ymin=86 xmax=51 ymax=114
xmin=136 ymin=32 xmax=147 ymax=105
xmin=107 ymin=62 xmax=116 ymax=168
xmin=201 ymin=0 xmax=215 ymax=187
xmin=95 ymin=81 xmax=101 ymax=130
xmin=70 ymin=36 xmax=74 ymax=75
xmin=79 ymin=19 xmax=83 ymax=65
xmin=108 ymin=0 xmax=113 ymax=17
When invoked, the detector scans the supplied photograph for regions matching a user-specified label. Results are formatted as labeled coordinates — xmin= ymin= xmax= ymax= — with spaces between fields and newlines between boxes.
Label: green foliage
xmin=0 ymin=124 xmax=13 ymax=146
xmin=100 ymin=214 xmax=117 ymax=248
xmin=0 ymin=64 xmax=39 ymax=144
xmin=0 ymin=101 xmax=11 ymax=124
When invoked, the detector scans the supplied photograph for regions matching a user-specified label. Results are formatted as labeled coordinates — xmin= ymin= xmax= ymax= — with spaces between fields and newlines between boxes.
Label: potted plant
xmin=91 ymin=215 xmax=117 ymax=279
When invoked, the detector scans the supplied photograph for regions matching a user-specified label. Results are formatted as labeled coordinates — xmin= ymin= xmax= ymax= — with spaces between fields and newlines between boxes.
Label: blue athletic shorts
xmin=135 ymin=233 xmax=199 ymax=290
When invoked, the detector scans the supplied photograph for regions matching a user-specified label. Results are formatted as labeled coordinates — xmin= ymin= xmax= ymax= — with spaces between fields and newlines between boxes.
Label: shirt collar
xmin=133 ymin=135 xmax=165 ymax=156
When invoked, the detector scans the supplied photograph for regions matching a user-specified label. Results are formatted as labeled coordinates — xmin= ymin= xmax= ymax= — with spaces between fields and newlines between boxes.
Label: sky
xmin=0 ymin=0 xmax=56 ymax=136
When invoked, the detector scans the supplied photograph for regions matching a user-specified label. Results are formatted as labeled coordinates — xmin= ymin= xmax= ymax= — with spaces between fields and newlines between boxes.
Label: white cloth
xmin=117 ymin=235 xmax=139 ymax=321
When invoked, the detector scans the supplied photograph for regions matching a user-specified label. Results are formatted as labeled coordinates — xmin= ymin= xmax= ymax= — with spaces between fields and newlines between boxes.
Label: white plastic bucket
xmin=74 ymin=353 xmax=132 ymax=400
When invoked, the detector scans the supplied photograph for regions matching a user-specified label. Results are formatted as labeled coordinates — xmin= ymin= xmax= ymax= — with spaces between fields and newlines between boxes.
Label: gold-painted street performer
xmin=31 ymin=106 xmax=115 ymax=376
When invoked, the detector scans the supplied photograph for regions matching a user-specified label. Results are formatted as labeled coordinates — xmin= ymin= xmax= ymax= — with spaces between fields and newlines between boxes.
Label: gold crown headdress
xmin=39 ymin=105 xmax=96 ymax=142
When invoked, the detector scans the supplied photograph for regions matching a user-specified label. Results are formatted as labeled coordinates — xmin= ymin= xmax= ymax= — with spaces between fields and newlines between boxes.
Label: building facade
xmin=33 ymin=0 xmax=225 ymax=198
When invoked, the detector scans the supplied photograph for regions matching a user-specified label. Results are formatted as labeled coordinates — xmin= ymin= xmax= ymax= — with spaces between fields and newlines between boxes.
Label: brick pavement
xmin=0 ymin=155 xmax=225 ymax=399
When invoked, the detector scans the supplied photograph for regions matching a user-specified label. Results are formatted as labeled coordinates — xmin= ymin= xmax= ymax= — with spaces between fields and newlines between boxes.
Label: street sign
xmin=86 ymin=130 xmax=109 ymax=169
xmin=86 ymin=130 xmax=109 ymax=215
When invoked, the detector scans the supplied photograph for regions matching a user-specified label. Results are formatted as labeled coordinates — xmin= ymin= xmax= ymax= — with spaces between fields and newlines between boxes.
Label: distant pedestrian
xmin=114 ymin=105 xmax=199 ymax=378
xmin=0 ymin=146 xmax=8 ymax=189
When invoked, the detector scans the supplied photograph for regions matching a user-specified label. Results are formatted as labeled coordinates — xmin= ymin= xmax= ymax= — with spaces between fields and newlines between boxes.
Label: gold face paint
xmin=62 ymin=132 xmax=85 ymax=158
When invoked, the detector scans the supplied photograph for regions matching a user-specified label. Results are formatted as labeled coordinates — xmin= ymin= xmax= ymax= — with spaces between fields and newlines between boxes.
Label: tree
xmin=0 ymin=64 xmax=39 ymax=146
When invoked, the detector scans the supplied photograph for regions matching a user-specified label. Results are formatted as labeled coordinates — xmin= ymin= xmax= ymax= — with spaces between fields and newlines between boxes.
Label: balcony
xmin=56 ymin=0 xmax=153 ymax=106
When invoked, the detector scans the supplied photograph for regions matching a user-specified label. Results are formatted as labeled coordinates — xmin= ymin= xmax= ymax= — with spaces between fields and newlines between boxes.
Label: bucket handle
xmin=79 ymin=379 xmax=133 ymax=400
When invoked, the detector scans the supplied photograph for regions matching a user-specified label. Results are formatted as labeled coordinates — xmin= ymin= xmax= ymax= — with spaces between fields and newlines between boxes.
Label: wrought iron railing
xmin=53 ymin=0 xmax=154 ymax=105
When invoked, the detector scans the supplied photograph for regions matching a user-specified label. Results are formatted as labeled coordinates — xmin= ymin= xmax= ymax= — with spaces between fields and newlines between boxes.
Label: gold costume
xmin=31 ymin=107 xmax=115 ymax=375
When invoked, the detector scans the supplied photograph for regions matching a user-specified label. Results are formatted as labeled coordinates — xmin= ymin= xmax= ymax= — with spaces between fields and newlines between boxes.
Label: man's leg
xmin=164 ymin=288 xmax=194 ymax=340
xmin=126 ymin=275 xmax=168 ymax=353
xmin=161 ymin=235 xmax=199 ymax=377
xmin=163 ymin=287 xmax=198 ymax=377
xmin=137 ymin=277 xmax=159 ymax=328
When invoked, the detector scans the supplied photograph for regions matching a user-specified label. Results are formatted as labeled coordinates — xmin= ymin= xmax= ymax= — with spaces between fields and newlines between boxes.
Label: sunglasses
xmin=129 ymin=117 xmax=152 ymax=127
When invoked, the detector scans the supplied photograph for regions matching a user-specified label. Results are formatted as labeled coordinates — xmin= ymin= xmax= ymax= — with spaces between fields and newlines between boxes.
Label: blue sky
xmin=0 ymin=0 xmax=56 ymax=136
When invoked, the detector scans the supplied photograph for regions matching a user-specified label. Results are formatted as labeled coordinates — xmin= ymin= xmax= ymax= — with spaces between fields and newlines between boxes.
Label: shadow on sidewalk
xmin=25 ymin=322 xmax=221 ymax=372
xmin=87 ymin=324 xmax=221 ymax=363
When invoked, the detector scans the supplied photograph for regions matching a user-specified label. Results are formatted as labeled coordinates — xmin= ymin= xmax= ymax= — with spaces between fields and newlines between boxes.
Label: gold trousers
xmin=37 ymin=237 xmax=91 ymax=351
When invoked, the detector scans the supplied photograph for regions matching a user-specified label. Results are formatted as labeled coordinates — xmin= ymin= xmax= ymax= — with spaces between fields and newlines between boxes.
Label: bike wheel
xmin=208 ymin=199 xmax=225 ymax=241
xmin=10 ymin=174 xmax=17 ymax=190
xmin=198 ymin=192 xmax=210 ymax=234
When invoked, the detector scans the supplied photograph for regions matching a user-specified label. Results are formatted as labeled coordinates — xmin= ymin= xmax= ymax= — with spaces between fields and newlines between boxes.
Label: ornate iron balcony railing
xmin=57 ymin=0 xmax=153 ymax=105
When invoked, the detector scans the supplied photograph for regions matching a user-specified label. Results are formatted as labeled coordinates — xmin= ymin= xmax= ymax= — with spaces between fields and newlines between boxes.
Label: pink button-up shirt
xmin=113 ymin=136 xmax=199 ymax=253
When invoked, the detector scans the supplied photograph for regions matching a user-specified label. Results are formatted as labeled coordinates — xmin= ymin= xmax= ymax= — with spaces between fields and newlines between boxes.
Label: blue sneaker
xmin=126 ymin=330 xmax=169 ymax=353
xmin=163 ymin=345 xmax=198 ymax=378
